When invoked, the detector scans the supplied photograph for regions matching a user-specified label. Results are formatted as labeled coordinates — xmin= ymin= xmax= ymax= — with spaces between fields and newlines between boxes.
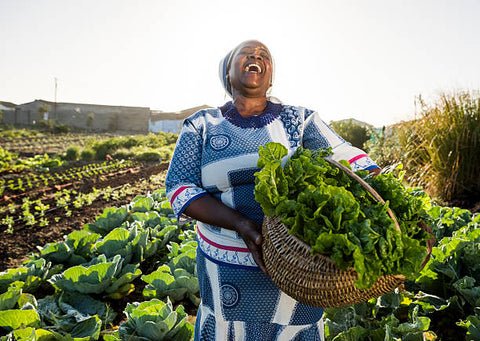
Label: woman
xmin=165 ymin=40 xmax=379 ymax=340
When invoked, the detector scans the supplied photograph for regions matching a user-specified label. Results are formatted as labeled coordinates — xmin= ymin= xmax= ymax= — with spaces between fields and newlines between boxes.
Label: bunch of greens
xmin=117 ymin=299 xmax=194 ymax=341
xmin=254 ymin=142 xmax=431 ymax=289
xmin=142 ymin=238 xmax=199 ymax=306
xmin=324 ymin=291 xmax=435 ymax=340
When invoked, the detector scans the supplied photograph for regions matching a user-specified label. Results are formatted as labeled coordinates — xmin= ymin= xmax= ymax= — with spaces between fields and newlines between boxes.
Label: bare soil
xmin=0 ymin=162 xmax=169 ymax=271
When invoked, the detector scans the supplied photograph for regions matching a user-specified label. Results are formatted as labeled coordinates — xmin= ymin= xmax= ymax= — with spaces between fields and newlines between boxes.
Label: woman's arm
xmin=303 ymin=110 xmax=381 ymax=173
xmin=166 ymin=116 xmax=266 ymax=272
xmin=184 ymin=195 xmax=266 ymax=273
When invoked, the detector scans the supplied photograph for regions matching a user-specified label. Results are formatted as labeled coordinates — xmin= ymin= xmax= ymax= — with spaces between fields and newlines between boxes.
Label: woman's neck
xmin=232 ymin=96 xmax=268 ymax=117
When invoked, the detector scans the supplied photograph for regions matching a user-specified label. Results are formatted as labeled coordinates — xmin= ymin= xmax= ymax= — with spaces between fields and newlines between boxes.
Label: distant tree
xmin=38 ymin=104 xmax=50 ymax=118
xmin=330 ymin=119 xmax=372 ymax=150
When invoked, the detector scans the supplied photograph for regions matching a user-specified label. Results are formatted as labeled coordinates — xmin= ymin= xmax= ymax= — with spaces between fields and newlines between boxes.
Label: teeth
xmin=244 ymin=63 xmax=262 ymax=73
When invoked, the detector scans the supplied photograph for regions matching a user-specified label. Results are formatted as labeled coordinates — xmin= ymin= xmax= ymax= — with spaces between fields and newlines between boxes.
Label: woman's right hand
xmin=184 ymin=195 xmax=267 ymax=273
xmin=235 ymin=218 xmax=267 ymax=273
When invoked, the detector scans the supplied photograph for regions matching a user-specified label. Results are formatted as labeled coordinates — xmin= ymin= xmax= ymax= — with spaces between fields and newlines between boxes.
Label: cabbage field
xmin=1 ymin=92 xmax=479 ymax=340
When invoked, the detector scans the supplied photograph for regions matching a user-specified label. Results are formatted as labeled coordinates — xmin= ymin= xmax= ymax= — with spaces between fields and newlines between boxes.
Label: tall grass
xmin=399 ymin=91 xmax=480 ymax=203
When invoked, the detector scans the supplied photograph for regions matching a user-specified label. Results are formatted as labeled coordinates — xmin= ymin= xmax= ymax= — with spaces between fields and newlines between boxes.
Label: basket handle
xmin=324 ymin=157 xmax=401 ymax=233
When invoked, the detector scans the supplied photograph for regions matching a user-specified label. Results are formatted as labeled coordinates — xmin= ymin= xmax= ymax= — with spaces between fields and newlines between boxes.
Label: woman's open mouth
xmin=244 ymin=63 xmax=262 ymax=74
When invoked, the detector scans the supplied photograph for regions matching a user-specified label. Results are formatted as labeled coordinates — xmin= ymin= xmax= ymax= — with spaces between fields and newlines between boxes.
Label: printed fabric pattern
xmin=164 ymin=102 xmax=379 ymax=339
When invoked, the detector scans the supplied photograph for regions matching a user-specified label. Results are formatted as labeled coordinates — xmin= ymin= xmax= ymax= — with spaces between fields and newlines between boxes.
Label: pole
xmin=54 ymin=77 xmax=58 ymax=120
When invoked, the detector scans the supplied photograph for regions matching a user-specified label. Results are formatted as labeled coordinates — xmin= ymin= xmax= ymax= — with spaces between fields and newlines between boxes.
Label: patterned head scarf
xmin=218 ymin=41 xmax=275 ymax=99
xmin=219 ymin=49 xmax=235 ymax=97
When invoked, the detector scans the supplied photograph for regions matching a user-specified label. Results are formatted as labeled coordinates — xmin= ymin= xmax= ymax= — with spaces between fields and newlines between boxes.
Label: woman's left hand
xmin=235 ymin=218 xmax=267 ymax=273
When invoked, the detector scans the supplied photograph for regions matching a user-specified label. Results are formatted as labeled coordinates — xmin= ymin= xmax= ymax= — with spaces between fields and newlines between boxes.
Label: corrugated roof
xmin=21 ymin=99 xmax=150 ymax=110
xmin=0 ymin=101 xmax=17 ymax=108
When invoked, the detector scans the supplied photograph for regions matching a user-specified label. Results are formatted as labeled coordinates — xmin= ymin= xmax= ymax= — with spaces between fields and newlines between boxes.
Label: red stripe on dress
xmin=197 ymin=228 xmax=250 ymax=252
xmin=170 ymin=186 xmax=189 ymax=205
xmin=349 ymin=154 xmax=368 ymax=164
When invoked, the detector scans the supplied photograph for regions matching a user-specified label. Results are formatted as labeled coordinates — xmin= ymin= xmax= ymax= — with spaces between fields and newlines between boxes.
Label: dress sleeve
xmin=302 ymin=111 xmax=380 ymax=172
xmin=165 ymin=119 xmax=208 ymax=217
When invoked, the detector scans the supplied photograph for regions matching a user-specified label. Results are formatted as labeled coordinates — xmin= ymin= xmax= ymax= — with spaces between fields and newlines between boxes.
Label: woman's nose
xmin=248 ymin=53 xmax=263 ymax=61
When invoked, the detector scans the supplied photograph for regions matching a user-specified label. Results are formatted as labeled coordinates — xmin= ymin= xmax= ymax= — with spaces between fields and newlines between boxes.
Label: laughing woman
xmin=165 ymin=40 xmax=379 ymax=341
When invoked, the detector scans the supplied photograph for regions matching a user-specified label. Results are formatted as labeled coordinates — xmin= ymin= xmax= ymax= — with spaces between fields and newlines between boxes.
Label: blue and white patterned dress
xmin=165 ymin=101 xmax=378 ymax=341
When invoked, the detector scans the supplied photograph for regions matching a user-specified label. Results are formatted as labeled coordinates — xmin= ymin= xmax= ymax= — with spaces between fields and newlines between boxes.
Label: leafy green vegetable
xmin=324 ymin=291 xmax=434 ymax=340
xmin=119 ymin=298 xmax=193 ymax=341
xmin=7 ymin=327 xmax=62 ymax=340
xmin=0 ymin=259 xmax=52 ymax=294
xmin=457 ymin=312 xmax=480 ymax=340
xmin=142 ymin=239 xmax=199 ymax=306
xmin=37 ymin=230 xmax=101 ymax=266
xmin=48 ymin=254 xmax=141 ymax=298
xmin=255 ymin=142 xmax=430 ymax=289
xmin=94 ymin=226 xmax=148 ymax=264
xmin=130 ymin=195 xmax=155 ymax=213
xmin=37 ymin=291 xmax=114 ymax=339
xmin=85 ymin=207 xmax=129 ymax=235
xmin=0 ymin=309 xmax=41 ymax=331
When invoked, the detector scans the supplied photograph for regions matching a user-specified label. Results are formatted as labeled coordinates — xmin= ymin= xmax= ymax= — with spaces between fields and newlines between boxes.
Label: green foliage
xmin=0 ymin=188 xmax=198 ymax=340
xmin=80 ymin=148 xmax=95 ymax=161
xmin=254 ymin=142 xmax=431 ymax=289
xmin=48 ymin=254 xmax=142 ymax=298
xmin=0 ymin=309 xmax=41 ymax=332
xmin=85 ymin=207 xmax=129 ymax=235
xmin=324 ymin=292 xmax=435 ymax=340
xmin=37 ymin=292 xmax=115 ymax=339
xmin=0 ymin=149 xmax=64 ymax=173
xmin=365 ymin=126 xmax=403 ymax=168
xmin=87 ymin=133 xmax=177 ymax=160
xmin=370 ymin=91 xmax=480 ymax=203
xmin=118 ymin=298 xmax=194 ymax=341
xmin=0 ymin=259 xmax=53 ymax=294
xmin=37 ymin=229 xmax=101 ymax=266
xmin=134 ymin=150 xmax=163 ymax=162
xmin=142 ymin=239 xmax=199 ymax=306
xmin=94 ymin=226 xmax=149 ymax=264
xmin=0 ymin=283 xmax=40 ymax=333
xmin=330 ymin=119 xmax=372 ymax=150
xmin=64 ymin=145 xmax=80 ymax=161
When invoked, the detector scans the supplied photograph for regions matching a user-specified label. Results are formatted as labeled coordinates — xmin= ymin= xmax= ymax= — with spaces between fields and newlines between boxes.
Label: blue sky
xmin=1 ymin=0 xmax=479 ymax=127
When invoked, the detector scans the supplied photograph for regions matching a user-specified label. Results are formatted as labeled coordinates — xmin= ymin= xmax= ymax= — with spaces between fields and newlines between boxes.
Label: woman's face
xmin=228 ymin=40 xmax=273 ymax=98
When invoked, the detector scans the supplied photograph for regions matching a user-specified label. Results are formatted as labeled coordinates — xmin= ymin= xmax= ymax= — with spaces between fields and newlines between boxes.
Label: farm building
xmin=149 ymin=105 xmax=209 ymax=133
xmin=1 ymin=99 xmax=210 ymax=133
xmin=0 ymin=101 xmax=17 ymax=124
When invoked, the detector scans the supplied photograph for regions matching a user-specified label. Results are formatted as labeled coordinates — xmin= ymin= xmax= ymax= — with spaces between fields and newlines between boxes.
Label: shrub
xmin=365 ymin=126 xmax=403 ymax=168
xmin=330 ymin=119 xmax=372 ymax=150
xmin=402 ymin=92 xmax=480 ymax=202
xmin=80 ymin=148 xmax=95 ymax=161
xmin=64 ymin=146 xmax=80 ymax=161
xmin=134 ymin=150 xmax=163 ymax=162
xmin=370 ymin=91 xmax=480 ymax=204
xmin=111 ymin=148 xmax=134 ymax=160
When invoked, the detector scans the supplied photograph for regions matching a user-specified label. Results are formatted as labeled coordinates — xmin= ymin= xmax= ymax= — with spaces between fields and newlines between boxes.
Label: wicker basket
xmin=261 ymin=158 xmax=408 ymax=308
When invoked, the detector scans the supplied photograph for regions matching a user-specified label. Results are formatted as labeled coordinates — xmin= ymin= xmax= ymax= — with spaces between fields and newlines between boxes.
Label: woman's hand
xmin=235 ymin=219 xmax=266 ymax=273
xmin=184 ymin=195 xmax=267 ymax=273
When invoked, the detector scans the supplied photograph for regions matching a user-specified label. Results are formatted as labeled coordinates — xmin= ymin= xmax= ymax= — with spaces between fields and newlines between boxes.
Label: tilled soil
xmin=0 ymin=162 xmax=169 ymax=271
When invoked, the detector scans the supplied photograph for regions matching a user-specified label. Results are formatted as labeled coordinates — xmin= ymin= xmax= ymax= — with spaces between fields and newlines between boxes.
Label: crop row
xmin=0 ymin=189 xmax=197 ymax=340
xmin=0 ymin=133 xmax=105 ymax=146
xmin=1 ymin=188 xmax=479 ymax=339
xmin=0 ymin=170 xmax=167 ymax=234
xmin=1 ymin=159 xmax=136 ymax=196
